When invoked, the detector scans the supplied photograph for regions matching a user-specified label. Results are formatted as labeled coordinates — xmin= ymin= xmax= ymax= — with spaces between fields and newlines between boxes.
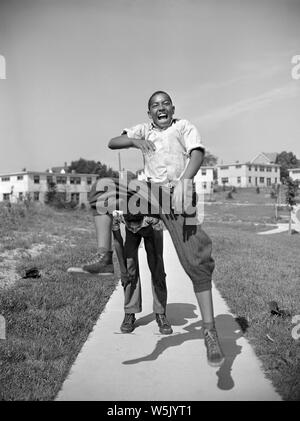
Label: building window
xmin=201 ymin=169 xmax=207 ymax=176
xmin=220 ymin=166 xmax=229 ymax=170
xmin=17 ymin=175 xmax=24 ymax=180
xmin=221 ymin=177 xmax=228 ymax=184
xmin=34 ymin=175 xmax=40 ymax=184
xmin=71 ymin=193 xmax=80 ymax=204
xmin=236 ymin=165 xmax=241 ymax=169
xmin=19 ymin=192 xmax=24 ymax=201
xmin=259 ymin=177 xmax=264 ymax=183
xmin=70 ymin=176 xmax=81 ymax=185
xmin=47 ymin=176 xmax=53 ymax=184
xmin=57 ymin=176 xmax=67 ymax=184
xmin=34 ymin=192 xmax=40 ymax=201
xmin=1 ymin=176 xmax=10 ymax=181
xmin=275 ymin=178 xmax=277 ymax=184
xmin=259 ymin=166 xmax=265 ymax=172
xmin=3 ymin=193 xmax=10 ymax=200
xmin=87 ymin=177 xmax=92 ymax=185
xmin=255 ymin=166 xmax=258 ymax=171
xmin=266 ymin=167 xmax=272 ymax=172
xmin=248 ymin=176 xmax=252 ymax=183
xmin=275 ymin=167 xmax=278 ymax=172
xmin=202 ymin=182 xmax=207 ymax=189
xmin=267 ymin=178 xmax=271 ymax=186
xmin=237 ymin=176 xmax=241 ymax=183
xmin=248 ymin=166 xmax=252 ymax=171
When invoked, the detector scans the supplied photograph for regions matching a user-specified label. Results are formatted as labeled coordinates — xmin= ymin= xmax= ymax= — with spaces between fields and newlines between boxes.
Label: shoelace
xmin=157 ymin=314 xmax=168 ymax=325
xmin=204 ymin=329 xmax=220 ymax=353
xmin=124 ymin=314 xmax=134 ymax=323
xmin=85 ymin=253 xmax=105 ymax=265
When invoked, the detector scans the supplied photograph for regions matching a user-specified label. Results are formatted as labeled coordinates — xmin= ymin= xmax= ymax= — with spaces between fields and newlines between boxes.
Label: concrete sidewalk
xmin=56 ymin=232 xmax=281 ymax=401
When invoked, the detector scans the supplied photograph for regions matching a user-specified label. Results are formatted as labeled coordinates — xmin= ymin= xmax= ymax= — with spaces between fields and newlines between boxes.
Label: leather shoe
xmin=120 ymin=313 xmax=136 ymax=333
xmin=156 ymin=313 xmax=173 ymax=335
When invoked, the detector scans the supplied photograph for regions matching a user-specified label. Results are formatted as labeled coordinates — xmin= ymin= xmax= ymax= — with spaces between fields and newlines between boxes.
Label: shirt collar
xmin=150 ymin=118 xmax=177 ymax=131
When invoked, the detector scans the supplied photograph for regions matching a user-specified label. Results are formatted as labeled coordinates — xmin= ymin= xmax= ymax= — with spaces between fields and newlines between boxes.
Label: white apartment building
xmin=217 ymin=152 xmax=280 ymax=188
xmin=194 ymin=166 xmax=214 ymax=194
xmin=288 ymin=168 xmax=300 ymax=182
xmin=0 ymin=170 xmax=98 ymax=205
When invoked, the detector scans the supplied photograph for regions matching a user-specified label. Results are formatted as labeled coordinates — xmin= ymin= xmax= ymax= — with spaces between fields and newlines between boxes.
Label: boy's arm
xmin=108 ymin=134 xmax=156 ymax=154
xmin=181 ymin=148 xmax=204 ymax=180
xmin=172 ymin=148 xmax=204 ymax=211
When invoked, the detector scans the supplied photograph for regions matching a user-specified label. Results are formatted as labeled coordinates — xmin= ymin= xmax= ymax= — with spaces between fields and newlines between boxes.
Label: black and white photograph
xmin=0 ymin=0 xmax=299 ymax=405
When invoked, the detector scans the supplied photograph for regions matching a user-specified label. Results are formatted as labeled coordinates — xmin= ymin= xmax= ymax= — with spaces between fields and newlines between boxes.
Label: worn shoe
xmin=120 ymin=313 xmax=136 ymax=333
xmin=81 ymin=251 xmax=114 ymax=274
xmin=204 ymin=327 xmax=225 ymax=367
xmin=156 ymin=313 xmax=173 ymax=335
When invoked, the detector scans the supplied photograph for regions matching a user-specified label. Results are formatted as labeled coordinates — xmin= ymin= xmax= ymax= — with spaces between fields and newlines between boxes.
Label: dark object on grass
xmin=269 ymin=301 xmax=291 ymax=318
xmin=22 ymin=267 xmax=41 ymax=279
xmin=256 ymin=187 xmax=260 ymax=194
xmin=235 ymin=316 xmax=249 ymax=333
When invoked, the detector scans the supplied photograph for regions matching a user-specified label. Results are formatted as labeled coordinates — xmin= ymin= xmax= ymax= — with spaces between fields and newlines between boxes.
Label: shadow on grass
xmin=123 ymin=303 xmax=245 ymax=391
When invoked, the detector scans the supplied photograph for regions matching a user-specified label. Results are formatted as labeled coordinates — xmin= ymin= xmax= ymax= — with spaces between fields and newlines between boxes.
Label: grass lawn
xmin=0 ymin=187 xmax=299 ymax=401
xmin=0 ymin=203 xmax=119 ymax=400
xmin=202 ymin=189 xmax=300 ymax=401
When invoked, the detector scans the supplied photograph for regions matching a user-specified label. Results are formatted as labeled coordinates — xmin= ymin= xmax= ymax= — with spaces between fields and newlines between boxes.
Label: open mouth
xmin=157 ymin=113 xmax=168 ymax=121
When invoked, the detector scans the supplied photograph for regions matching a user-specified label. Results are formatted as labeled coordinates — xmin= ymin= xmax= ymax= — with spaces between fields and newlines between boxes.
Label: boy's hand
xmin=131 ymin=138 xmax=156 ymax=155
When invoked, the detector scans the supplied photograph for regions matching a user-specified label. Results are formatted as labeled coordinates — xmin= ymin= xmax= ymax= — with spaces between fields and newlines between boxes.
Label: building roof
xmin=263 ymin=152 xmax=278 ymax=163
xmin=0 ymin=171 xmax=98 ymax=177
xmin=51 ymin=166 xmax=69 ymax=174
xmin=250 ymin=152 xmax=278 ymax=164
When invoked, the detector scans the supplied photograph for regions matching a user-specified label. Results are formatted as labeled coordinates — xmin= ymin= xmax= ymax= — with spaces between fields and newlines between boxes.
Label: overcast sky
xmin=0 ymin=0 xmax=300 ymax=173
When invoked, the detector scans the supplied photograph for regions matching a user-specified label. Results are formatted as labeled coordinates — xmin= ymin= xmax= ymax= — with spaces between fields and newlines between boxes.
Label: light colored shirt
xmin=124 ymin=119 xmax=205 ymax=184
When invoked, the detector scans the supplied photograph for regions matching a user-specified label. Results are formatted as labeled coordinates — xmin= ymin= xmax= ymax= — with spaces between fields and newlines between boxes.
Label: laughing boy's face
xmin=148 ymin=92 xmax=175 ymax=129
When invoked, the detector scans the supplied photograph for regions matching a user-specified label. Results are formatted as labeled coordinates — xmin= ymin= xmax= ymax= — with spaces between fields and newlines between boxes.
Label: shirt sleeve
xmin=181 ymin=119 xmax=205 ymax=155
xmin=122 ymin=123 xmax=147 ymax=139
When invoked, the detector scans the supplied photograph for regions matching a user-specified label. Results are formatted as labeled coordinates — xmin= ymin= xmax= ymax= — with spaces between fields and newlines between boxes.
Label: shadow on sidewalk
xmin=123 ymin=303 xmax=245 ymax=391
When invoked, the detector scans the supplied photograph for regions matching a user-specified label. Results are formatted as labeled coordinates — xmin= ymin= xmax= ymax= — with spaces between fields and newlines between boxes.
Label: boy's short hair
xmin=148 ymin=91 xmax=173 ymax=110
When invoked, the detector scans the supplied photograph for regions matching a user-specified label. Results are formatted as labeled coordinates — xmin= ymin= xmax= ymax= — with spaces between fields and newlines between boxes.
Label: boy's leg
xmin=95 ymin=213 xmax=112 ymax=252
xmin=75 ymin=178 xmax=117 ymax=274
xmin=80 ymin=214 xmax=114 ymax=274
xmin=143 ymin=227 xmax=172 ymax=334
xmin=112 ymin=228 xmax=129 ymax=287
xmin=120 ymin=228 xmax=142 ymax=333
xmin=146 ymin=183 xmax=224 ymax=365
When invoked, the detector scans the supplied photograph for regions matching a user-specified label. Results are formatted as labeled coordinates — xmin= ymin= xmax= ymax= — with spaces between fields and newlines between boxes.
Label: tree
xmin=202 ymin=151 xmax=218 ymax=167
xmin=68 ymin=158 xmax=119 ymax=178
xmin=276 ymin=151 xmax=299 ymax=181
xmin=44 ymin=181 xmax=70 ymax=209
xmin=284 ymin=177 xmax=298 ymax=235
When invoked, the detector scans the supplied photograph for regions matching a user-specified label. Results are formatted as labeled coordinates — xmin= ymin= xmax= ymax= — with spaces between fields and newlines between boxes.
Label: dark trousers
xmin=89 ymin=178 xmax=215 ymax=293
xmin=123 ymin=226 xmax=167 ymax=314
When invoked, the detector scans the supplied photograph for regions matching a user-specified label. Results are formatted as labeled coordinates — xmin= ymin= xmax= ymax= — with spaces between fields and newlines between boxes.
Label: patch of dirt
xmin=0 ymin=244 xmax=47 ymax=289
